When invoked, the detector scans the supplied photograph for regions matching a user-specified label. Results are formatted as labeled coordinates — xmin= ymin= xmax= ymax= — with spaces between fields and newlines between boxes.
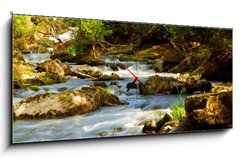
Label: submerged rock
xmin=13 ymin=86 xmax=123 ymax=120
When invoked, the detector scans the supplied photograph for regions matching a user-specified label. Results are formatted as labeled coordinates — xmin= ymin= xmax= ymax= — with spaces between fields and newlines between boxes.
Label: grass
xmin=171 ymin=98 xmax=185 ymax=121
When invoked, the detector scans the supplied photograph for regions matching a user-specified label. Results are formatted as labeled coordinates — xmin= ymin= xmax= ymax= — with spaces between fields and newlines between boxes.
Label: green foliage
xmin=172 ymin=98 xmax=185 ymax=121
xmin=74 ymin=19 xmax=112 ymax=53
xmin=13 ymin=15 xmax=35 ymax=38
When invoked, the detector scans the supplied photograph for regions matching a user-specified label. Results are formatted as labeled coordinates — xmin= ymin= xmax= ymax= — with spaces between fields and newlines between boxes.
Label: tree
xmin=13 ymin=15 xmax=36 ymax=52
xmin=74 ymin=19 xmax=112 ymax=58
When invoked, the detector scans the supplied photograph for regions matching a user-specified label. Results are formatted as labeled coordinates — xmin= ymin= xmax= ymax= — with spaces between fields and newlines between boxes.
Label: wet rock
xmin=51 ymin=52 xmax=75 ymax=62
xmin=94 ymin=82 xmax=107 ymax=88
xmin=126 ymin=82 xmax=138 ymax=89
xmin=142 ymin=120 xmax=157 ymax=134
xmin=113 ymin=127 xmax=123 ymax=133
xmin=13 ymin=86 xmax=123 ymax=120
xmin=192 ymin=79 xmax=212 ymax=93
xmin=109 ymin=64 xmax=119 ymax=71
xmin=139 ymin=75 xmax=212 ymax=95
xmin=152 ymin=59 xmax=164 ymax=72
xmin=156 ymin=113 xmax=172 ymax=131
xmin=160 ymin=121 xmax=179 ymax=133
xmin=98 ymin=73 xmax=121 ymax=81
xmin=14 ymin=72 xmax=67 ymax=89
xmin=171 ymin=82 xmax=193 ymax=94
xmin=176 ymin=90 xmax=232 ymax=131
xmin=75 ymin=56 xmax=105 ymax=66
xmin=40 ymin=59 xmax=65 ymax=76
xmin=139 ymin=75 xmax=178 ymax=95
xmin=117 ymin=63 xmax=126 ymax=69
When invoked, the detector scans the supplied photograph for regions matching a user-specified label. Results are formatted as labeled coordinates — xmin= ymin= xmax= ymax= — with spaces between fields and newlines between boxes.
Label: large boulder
xmin=39 ymin=59 xmax=72 ymax=76
xmin=175 ymin=90 xmax=232 ymax=131
xmin=139 ymin=75 xmax=178 ymax=95
xmin=13 ymin=72 xmax=67 ymax=89
xmin=13 ymin=86 xmax=123 ymax=120
xmin=139 ymin=75 xmax=212 ymax=95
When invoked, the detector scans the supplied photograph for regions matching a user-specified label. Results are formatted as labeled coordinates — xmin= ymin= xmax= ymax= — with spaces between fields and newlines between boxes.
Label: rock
xmin=113 ymin=127 xmax=123 ymax=133
xmin=156 ymin=113 xmax=173 ymax=131
xmin=75 ymin=55 xmax=105 ymax=66
xmin=171 ymin=82 xmax=193 ymax=94
xmin=110 ymin=73 xmax=121 ymax=80
xmin=160 ymin=121 xmax=179 ymax=133
xmin=192 ymin=79 xmax=212 ymax=93
xmin=117 ymin=63 xmax=126 ymax=69
xmin=126 ymin=82 xmax=138 ymax=90
xmin=51 ymin=52 xmax=75 ymax=62
xmin=152 ymin=59 xmax=164 ymax=72
xmin=13 ymin=86 xmax=123 ymax=120
xmin=142 ymin=120 xmax=157 ymax=134
xmin=40 ymin=59 xmax=73 ymax=76
xmin=60 ymin=62 xmax=72 ymax=75
xmin=178 ymin=90 xmax=232 ymax=131
xmin=70 ymin=76 xmax=78 ymax=80
xmin=98 ymin=73 xmax=121 ymax=81
xmin=94 ymin=82 xmax=107 ymax=88
xmin=13 ymin=72 xmax=67 ymax=89
xmin=13 ymin=62 xmax=36 ymax=81
xmin=40 ymin=59 xmax=65 ymax=76
xmin=161 ymin=125 xmax=172 ymax=133
xmin=109 ymin=64 xmax=119 ymax=71
xmin=139 ymin=75 xmax=178 ymax=95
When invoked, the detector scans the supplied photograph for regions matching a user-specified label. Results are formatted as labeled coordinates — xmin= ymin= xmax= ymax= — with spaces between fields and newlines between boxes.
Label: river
xmin=12 ymin=52 xmax=185 ymax=143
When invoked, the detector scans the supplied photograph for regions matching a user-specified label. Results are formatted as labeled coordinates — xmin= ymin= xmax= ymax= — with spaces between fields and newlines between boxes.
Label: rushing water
xmin=13 ymin=54 xmax=184 ymax=143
